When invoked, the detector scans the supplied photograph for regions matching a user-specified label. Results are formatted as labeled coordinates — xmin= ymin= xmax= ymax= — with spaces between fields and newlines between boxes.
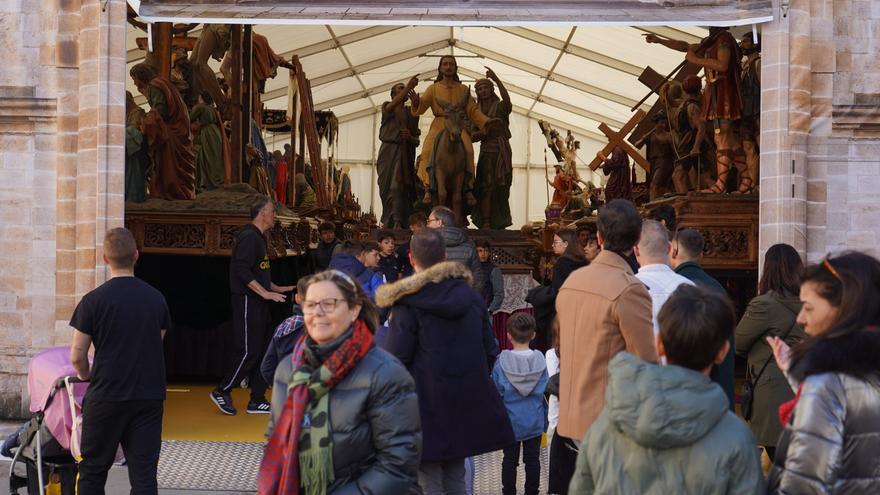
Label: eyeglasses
xmin=552 ymin=239 xmax=566 ymax=246
xmin=302 ymin=298 xmax=347 ymax=315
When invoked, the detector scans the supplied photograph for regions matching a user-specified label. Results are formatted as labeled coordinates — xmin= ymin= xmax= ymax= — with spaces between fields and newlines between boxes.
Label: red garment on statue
xmin=701 ymin=31 xmax=743 ymax=122
xmin=274 ymin=160 xmax=288 ymax=204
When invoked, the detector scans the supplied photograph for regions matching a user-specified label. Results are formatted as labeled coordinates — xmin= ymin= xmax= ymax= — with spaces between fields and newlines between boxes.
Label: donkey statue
xmin=426 ymin=91 xmax=500 ymax=226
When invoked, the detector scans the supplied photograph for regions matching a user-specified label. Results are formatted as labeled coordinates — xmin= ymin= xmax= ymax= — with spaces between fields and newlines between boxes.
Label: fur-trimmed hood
xmin=791 ymin=327 xmax=880 ymax=381
xmin=375 ymin=261 xmax=473 ymax=311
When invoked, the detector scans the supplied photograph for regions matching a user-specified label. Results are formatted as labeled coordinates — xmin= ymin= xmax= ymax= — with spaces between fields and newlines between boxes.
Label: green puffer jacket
xmin=569 ymin=352 xmax=766 ymax=495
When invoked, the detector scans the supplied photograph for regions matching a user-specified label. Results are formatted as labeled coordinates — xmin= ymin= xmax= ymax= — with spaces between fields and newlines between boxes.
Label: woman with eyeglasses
xmin=527 ymin=229 xmax=588 ymax=352
xmin=258 ymin=270 xmax=421 ymax=495
xmin=766 ymin=252 xmax=880 ymax=494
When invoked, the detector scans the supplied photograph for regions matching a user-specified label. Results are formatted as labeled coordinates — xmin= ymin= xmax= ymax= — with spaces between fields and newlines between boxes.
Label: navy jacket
xmin=675 ymin=260 xmax=734 ymax=410
xmin=376 ymin=262 xmax=514 ymax=462
xmin=330 ymin=253 xmax=385 ymax=299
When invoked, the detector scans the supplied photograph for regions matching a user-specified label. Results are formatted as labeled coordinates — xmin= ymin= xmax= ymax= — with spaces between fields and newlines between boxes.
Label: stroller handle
xmin=54 ymin=376 xmax=88 ymax=388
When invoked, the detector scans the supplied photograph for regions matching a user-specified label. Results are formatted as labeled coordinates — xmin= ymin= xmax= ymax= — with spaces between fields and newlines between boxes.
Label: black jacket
xmin=676 ymin=260 xmax=735 ymax=410
xmin=309 ymin=238 xmax=340 ymax=272
xmin=675 ymin=261 xmax=725 ymax=293
xmin=377 ymin=262 xmax=514 ymax=462
xmin=269 ymin=345 xmax=422 ymax=494
xmin=437 ymin=226 xmax=484 ymax=293
xmin=229 ymin=224 xmax=270 ymax=294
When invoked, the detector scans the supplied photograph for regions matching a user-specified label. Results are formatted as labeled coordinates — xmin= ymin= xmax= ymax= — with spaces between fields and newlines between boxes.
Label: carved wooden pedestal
xmin=644 ymin=193 xmax=759 ymax=271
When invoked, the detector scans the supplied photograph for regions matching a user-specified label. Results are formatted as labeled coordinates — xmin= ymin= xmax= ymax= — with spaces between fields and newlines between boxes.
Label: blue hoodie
xmin=329 ymin=253 xmax=385 ymax=299
xmin=492 ymin=349 xmax=549 ymax=441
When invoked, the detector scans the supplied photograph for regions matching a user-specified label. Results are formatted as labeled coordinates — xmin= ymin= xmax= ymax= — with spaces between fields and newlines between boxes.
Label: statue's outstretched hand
xmin=643 ymin=33 xmax=661 ymax=44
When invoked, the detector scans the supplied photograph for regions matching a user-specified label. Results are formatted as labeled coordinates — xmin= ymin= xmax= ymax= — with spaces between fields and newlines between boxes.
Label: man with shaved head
xmin=634 ymin=219 xmax=695 ymax=336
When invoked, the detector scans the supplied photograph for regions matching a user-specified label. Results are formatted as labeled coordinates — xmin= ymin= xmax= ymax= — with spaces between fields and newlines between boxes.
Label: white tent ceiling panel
xmin=541 ymin=80 xmax=634 ymax=124
xmin=553 ymin=53 xmax=649 ymax=103
xmin=531 ymin=101 xmax=602 ymax=137
xmin=459 ymin=27 xmax=561 ymax=71
xmin=299 ymin=49 xmax=351 ymax=77
xmin=341 ymin=26 xmax=450 ymax=63
xmin=455 ymin=55 xmax=545 ymax=94
xmin=253 ymin=24 xmax=328 ymax=51
xmin=569 ymin=26 xmax=687 ymax=75
xmin=356 ymin=57 xmax=441 ymax=90
xmin=325 ymin=25 xmax=374 ymax=37
xmin=526 ymin=25 xmax=577 ymax=42
xmin=312 ymin=78 xmax=367 ymax=106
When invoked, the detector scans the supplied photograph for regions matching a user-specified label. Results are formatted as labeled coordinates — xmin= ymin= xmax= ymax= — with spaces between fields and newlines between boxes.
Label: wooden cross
xmin=588 ymin=109 xmax=651 ymax=173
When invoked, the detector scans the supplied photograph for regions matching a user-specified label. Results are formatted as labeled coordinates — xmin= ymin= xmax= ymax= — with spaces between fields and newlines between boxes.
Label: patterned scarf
xmin=258 ymin=320 xmax=374 ymax=495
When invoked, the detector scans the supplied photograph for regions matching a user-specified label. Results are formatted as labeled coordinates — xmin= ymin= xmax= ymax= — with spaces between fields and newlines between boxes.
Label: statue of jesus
xmin=408 ymin=55 xmax=499 ymax=209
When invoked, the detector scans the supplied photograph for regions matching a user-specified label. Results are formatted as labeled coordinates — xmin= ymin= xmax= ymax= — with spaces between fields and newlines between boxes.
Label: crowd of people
xmin=66 ymin=196 xmax=880 ymax=495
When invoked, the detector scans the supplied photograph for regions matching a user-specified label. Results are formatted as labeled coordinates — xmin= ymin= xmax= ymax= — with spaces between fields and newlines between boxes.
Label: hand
xmin=685 ymin=46 xmax=699 ymax=64
xmin=596 ymin=151 xmax=607 ymax=161
xmin=401 ymin=129 xmax=411 ymax=141
xmin=276 ymin=285 xmax=295 ymax=293
xmin=266 ymin=292 xmax=287 ymax=303
xmin=766 ymin=336 xmax=792 ymax=372
xmin=484 ymin=66 xmax=498 ymax=81
xmin=409 ymin=90 xmax=420 ymax=107
xmin=406 ymin=75 xmax=419 ymax=89
xmin=643 ymin=33 xmax=661 ymax=44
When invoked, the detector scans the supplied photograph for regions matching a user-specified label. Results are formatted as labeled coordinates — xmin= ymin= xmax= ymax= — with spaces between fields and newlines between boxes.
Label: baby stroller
xmin=7 ymin=347 xmax=89 ymax=495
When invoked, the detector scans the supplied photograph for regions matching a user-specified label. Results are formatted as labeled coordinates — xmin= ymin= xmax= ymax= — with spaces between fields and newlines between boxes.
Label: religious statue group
xmin=124 ymin=19 xmax=312 ymax=206
xmin=375 ymin=56 xmax=514 ymax=229
xmin=376 ymin=27 xmax=761 ymax=229
xmin=125 ymin=21 xmax=761 ymax=228
xmin=641 ymin=28 xmax=762 ymax=198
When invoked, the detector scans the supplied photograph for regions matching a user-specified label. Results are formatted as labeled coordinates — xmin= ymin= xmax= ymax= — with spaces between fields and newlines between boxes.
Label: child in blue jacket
xmin=492 ymin=313 xmax=548 ymax=495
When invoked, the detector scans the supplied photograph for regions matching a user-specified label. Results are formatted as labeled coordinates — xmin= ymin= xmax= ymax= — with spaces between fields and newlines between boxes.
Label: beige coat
xmin=555 ymin=250 xmax=656 ymax=440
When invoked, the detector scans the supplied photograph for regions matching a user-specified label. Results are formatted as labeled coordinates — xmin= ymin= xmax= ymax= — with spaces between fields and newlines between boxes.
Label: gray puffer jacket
xmin=768 ymin=328 xmax=880 ymax=494
xmin=438 ymin=226 xmax=484 ymax=293
xmin=269 ymin=340 xmax=422 ymax=494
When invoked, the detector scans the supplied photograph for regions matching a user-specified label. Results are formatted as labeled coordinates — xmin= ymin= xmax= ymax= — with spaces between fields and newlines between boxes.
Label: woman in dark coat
xmin=261 ymin=270 xmax=421 ymax=495
xmin=376 ymin=259 xmax=514 ymax=474
xmin=528 ymin=229 xmax=589 ymax=351
xmin=767 ymin=252 xmax=880 ymax=494
xmin=734 ymin=243 xmax=805 ymax=460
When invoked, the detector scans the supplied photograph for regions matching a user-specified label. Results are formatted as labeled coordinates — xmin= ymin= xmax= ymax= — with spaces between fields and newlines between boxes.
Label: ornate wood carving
xmin=143 ymin=223 xmax=206 ymax=249
xmin=126 ymin=211 xmax=316 ymax=258
xmin=643 ymin=193 xmax=759 ymax=270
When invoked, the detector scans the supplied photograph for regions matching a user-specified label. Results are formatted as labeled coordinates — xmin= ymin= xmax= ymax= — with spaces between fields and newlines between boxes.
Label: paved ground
xmin=1 ymin=421 xmax=549 ymax=494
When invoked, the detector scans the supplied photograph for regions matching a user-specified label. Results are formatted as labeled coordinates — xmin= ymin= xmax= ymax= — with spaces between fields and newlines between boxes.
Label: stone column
xmin=759 ymin=0 xmax=810 ymax=268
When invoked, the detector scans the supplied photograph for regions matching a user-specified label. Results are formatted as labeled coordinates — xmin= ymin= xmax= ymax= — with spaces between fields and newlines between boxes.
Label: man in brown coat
xmin=552 ymin=199 xmax=656 ymax=491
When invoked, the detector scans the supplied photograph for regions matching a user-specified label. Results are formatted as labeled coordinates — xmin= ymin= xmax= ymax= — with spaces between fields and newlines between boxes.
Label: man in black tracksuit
xmin=211 ymin=196 xmax=294 ymax=415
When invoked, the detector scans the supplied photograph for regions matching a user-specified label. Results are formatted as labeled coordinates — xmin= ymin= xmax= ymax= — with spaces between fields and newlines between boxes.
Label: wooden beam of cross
xmin=588 ymin=109 xmax=651 ymax=172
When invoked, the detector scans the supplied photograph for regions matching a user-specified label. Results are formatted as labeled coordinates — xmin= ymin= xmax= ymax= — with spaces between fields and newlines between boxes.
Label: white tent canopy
xmin=126 ymin=22 xmax=733 ymax=227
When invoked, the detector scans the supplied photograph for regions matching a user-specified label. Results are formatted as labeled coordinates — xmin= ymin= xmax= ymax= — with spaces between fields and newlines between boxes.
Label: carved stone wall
xmin=760 ymin=0 xmax=880 ymax=267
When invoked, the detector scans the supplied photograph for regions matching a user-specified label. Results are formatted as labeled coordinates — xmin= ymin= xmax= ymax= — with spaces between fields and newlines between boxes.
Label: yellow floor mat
xmin=162 ymin=384 xmax=268 ymax=442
